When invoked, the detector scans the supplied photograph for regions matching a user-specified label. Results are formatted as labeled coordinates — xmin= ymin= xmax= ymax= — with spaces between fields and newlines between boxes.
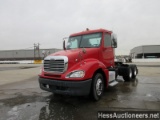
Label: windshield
xmin=66 ymin=33 xmax=102 ymax=49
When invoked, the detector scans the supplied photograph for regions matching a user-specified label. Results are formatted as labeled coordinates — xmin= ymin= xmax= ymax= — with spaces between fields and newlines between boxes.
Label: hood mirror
xmin=82 ymin=47 xmax=86 ymax=53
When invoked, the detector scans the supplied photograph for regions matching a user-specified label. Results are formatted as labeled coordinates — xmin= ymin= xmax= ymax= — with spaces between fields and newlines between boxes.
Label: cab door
xmin=102 ymin=32 xmax=114 ymax=68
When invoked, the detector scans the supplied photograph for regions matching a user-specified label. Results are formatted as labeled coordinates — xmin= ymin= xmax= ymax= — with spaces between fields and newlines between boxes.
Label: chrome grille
xmin=44 ymin=56 xmax=68 ymax=73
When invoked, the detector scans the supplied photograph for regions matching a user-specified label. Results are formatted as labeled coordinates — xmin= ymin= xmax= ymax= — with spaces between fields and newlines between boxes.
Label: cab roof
xmin=70 ymin=28 xmax=112 ymax=37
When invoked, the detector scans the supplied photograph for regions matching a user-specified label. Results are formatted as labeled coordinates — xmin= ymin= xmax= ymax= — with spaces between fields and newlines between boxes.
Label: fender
xmin=61 ymin=58 xmax=109 ymax=82
xmin=81 ymin=58 xmax=108 ymax=79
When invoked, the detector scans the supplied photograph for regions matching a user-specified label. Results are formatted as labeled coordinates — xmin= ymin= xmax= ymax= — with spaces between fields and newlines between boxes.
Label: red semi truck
xmin=39 ymin=28 xmax=138 ymax=101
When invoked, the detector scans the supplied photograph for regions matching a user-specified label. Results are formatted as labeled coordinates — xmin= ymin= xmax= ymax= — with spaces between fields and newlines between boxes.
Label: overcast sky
xmin=0 ymin=0 xmax=160 ymax=55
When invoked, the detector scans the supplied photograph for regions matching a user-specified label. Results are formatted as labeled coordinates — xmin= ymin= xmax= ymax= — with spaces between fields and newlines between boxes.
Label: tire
xmin=53 ymin=93 xmax=60 ymax=97
xmin=91 ymin=73 xmax=104 ymax=101
xmin=123 ymin=67 xmax=132 ymax=82
xmin=115 ymin=68 xmax=118 ymax=79
xmin=131 ymin=66 xmax=138 ymax=79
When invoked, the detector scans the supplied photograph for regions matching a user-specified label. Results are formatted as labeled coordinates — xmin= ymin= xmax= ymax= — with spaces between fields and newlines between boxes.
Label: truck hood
xmin=49 ymin=48 xmax=99 ymax=69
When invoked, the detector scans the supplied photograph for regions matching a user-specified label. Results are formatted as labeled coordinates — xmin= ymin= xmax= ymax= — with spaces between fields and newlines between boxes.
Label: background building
xmin=0 ymin=48 xmax=61 ymax=61
xmin=130 ymin=45 xmax=160 ymax=58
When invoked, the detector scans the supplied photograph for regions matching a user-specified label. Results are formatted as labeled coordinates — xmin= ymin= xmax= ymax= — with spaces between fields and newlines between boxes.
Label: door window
xmin=104 ymin=33 xmax=111 ymax=47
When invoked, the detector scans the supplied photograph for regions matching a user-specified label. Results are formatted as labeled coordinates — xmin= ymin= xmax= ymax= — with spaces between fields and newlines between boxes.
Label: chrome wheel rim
xmin=96 ymin=78 xmax=103 ymax=96
xmin=134 ymin=69 xmax=137 ymax=76
xmin=129 ymin=69 xmax=132 ymax=78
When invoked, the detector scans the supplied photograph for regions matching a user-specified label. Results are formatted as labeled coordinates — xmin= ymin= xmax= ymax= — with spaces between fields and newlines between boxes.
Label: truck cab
xmin=39 ymin=29 xmax=138 ymax=101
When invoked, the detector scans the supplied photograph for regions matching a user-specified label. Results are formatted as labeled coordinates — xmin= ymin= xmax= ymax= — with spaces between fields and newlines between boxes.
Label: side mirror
xmin=63 ymin=37 xmax=68 ymax=50
xmin=111 ymin=33 xmax=117 ymax=48
xmin=63 ymin=40 xmax=66 ymax=50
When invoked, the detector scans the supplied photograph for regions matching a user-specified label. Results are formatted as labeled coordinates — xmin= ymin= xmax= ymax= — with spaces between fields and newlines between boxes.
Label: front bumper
xmin=39 ymin=77 xmax=92 ymax=96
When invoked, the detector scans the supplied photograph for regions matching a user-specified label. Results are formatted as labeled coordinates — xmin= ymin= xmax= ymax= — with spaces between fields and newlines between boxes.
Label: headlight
xmin=66 ymin=70 xmax=85 ymax=78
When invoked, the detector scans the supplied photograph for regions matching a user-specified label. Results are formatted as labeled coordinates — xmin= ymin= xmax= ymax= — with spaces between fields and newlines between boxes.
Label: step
xmin=109 ymin=80 xmax=119 ymax=87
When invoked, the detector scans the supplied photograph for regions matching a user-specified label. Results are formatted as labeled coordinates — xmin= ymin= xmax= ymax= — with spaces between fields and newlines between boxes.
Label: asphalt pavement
xmin=0 ymin=63 xmax=160 ymax=120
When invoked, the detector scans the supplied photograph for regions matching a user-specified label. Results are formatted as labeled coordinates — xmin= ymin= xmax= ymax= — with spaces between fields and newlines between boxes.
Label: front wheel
xmin=91 ymin=73 xmax=104 ymax=101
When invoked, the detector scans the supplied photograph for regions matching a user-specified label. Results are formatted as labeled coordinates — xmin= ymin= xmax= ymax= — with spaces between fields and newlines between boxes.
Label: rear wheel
xmin=91 ymin=73 xmax=104 ymax=101
xmin=123 ymin=67 xmax=132 ymax=81
xmin=131 ymin=66 xmax=138 ymax=79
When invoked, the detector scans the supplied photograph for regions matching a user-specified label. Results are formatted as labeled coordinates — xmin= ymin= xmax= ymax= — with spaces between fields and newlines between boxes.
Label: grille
xmin=44 ymin=59 xmax=65 ymax=73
